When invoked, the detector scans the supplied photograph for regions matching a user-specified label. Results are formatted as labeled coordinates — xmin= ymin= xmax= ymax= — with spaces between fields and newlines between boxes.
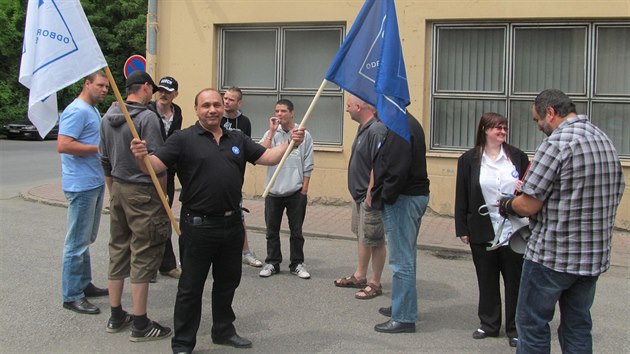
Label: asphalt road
xmin=0 ymin=198 xmax=628 ymax=353
xmin=1 ymin=138 xmax=628 ymax=353
xmin=0 ymin=139 xmax=60 ymax=199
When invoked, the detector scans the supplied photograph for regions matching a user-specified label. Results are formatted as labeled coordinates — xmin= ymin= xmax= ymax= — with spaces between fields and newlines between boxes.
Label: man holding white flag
xmin=19 ymin=0 xmax=107 ymax=138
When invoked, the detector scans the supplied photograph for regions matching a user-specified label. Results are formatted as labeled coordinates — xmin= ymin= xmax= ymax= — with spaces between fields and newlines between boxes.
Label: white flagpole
xmin=262 ymin=79 xmax=327 ymax=198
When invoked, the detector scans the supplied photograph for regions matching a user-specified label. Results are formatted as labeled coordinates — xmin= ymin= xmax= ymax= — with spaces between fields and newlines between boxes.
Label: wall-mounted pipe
xmin=146 ymin=0 xmax=158 ymax=78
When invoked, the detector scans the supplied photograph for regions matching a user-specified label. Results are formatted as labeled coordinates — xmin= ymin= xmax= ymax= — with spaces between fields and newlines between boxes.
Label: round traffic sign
xmin=123 ymin=55 xmax=147 ymax=78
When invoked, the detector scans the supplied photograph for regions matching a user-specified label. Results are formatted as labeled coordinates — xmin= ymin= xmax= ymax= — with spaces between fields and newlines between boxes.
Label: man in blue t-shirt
xmin=57 ymin=70 xmax=110 ymax=315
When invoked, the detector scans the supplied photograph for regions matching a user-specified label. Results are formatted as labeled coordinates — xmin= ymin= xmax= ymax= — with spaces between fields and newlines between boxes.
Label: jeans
xmin=264 ymin=191 xmax=307 ymax=271
xmin=172 ymin=213 xmax=244 ymax=353
xmin=382 ymin=194 xmax=429 ymax=323
xmin=62 ymin=185 xmax=104 ymax=302
xmin=516 ymin=259 xmax=599 ymax=354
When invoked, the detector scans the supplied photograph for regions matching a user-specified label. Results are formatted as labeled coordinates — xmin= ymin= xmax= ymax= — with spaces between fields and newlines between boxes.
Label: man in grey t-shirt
xmin=334 ymin=95 xmax=387 ymax=301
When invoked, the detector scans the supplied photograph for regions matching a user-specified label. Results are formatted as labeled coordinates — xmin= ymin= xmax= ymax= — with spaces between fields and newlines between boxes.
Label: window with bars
xmin=431 ymin=22 xmax=630 ymax=157
xmin=218 ymin=25 xmax=345 ymax=145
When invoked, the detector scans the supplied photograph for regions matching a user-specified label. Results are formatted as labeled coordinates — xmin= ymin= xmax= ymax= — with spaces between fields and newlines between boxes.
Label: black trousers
xmin=264 ymin=191 xmax=307 ymax=271
xmin=159 ymin=169 xmax=177 ymax=272
xmin=470 ymin=243 xmax=523 ymax=338
xmin=171 ymin=213 xmax=244 ymax=353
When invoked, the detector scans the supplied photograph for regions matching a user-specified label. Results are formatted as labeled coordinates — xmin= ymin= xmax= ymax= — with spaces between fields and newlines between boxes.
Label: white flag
xmin=19 ymin=0 xmax=107 ymax=138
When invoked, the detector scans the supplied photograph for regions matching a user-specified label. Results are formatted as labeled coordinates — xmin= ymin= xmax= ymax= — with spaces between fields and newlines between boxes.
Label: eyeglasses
xmin=494 ymin=125 xmax=509 ymax=131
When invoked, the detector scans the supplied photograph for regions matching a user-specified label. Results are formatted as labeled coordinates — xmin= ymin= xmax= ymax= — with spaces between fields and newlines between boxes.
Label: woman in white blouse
xmin=455 ymin=112 xmax=529 ymax=348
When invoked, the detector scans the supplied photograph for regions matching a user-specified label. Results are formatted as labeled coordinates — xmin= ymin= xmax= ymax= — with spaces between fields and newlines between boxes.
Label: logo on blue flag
xmin=325 ymin=0 xmax=411 ymax=141
xmin=357 ymin=16 xmax=385 ymax=83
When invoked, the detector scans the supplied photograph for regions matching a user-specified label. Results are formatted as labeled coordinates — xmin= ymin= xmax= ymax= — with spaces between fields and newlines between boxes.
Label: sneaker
xmin=291 ymin=263 xmax=311 ymax=279
xmin=106 ymin=312 xmax=133 ymax=333
xmin=259 ymin=263 xmax=277 ymax=277
xmin=129 ymin=320 xmax=172 ymax=342
xmin=242 ymin=251 xmax=263 ymax=267
xmin=160 ymin=268 xmax=181 ymax=279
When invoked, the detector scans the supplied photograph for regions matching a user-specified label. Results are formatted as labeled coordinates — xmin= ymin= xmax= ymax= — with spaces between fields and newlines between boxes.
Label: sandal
xmin=355 ymin=282 xmax=382 ymax=300
xmin=334 ymin=274 xmax=367 ymax=288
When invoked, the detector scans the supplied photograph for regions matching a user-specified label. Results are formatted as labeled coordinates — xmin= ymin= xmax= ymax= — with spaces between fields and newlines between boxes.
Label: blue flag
xmin=325 ymin=0 xmax=410 ymax=141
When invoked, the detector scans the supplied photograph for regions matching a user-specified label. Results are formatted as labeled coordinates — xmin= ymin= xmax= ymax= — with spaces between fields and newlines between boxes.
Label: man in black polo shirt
xmin=130 ymin=88 xmax=305 ymax=353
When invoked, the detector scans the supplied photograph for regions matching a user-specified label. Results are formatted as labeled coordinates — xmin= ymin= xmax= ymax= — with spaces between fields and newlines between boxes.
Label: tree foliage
xmin=0 ymin=0 xmax=29 ymax=126
xmin=0 ymin=0 xmax=147 ymax=127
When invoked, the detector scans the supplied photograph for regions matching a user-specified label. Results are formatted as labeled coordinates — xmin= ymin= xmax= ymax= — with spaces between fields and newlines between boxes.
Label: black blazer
xmin=454 ymin=145 xmax=529 ymax=244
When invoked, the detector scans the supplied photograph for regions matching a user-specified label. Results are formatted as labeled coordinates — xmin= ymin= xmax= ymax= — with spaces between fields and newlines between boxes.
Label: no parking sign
xmin=123 ymin=55 xmax=146 ymax=78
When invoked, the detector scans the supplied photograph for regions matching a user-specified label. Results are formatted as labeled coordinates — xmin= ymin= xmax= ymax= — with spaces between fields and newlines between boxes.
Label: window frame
xmin=218 ymin=24 xmax=345 ymax=146
xmin=430 ymin=21 xmax=630 ymax=158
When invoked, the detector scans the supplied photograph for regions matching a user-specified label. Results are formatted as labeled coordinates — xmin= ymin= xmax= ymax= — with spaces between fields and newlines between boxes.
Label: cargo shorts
xmin=351 ymin=200 xmax=385 ymax=247
xmin=108 ymin=182 xmax=170 ymax=283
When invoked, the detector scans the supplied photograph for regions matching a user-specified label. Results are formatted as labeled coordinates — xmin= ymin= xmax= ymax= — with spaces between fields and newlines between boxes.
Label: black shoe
xmin=374 ymin=319 xmax=415 ymax=333
xmin=107 ymin=311 xmax=133 ymax=333
xmin=63 ymin=297 xmax=100 ymax=315
xmin=509 ymin=337 xmax=518 ymax=347
xmin=472 ymin=329 xmax=499 ymax=339
xmin=129 ymin=320 xmax=172 ymax=342
xmin=378 ymin=306 xmax=392 ymax=317
xmin=212 ymin=334 xmax=253 ymax=348
xmin=83 ymin=283 xmax=109 ymax=297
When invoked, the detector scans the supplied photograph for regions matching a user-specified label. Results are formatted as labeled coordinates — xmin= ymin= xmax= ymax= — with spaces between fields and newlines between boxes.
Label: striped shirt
xmin=521 ymin=115 xmax=624 ymax=276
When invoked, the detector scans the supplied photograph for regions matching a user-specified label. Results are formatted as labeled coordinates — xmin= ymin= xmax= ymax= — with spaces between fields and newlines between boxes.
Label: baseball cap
xmin=158 ymin=76 xmax=178 ymax=92
xmin=125 ymin=71 xmax=159 ymax=93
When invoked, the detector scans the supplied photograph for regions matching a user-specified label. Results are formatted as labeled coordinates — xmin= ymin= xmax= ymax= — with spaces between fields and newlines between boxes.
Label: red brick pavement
xmin=23 ymin=181 xmax=629 ymax=268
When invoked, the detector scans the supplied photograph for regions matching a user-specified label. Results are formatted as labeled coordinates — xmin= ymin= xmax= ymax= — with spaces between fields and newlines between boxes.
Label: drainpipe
xmin=146 ymin=0 xmax=158 ymax=79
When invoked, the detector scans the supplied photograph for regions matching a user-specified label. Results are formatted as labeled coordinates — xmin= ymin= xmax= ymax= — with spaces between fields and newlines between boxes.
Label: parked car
xmin=3 ymin=119 xmax=59 ymax=140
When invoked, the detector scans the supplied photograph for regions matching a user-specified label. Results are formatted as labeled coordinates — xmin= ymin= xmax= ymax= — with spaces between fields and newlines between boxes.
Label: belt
xmin=183 ymin=210 xmax=239 ymax=225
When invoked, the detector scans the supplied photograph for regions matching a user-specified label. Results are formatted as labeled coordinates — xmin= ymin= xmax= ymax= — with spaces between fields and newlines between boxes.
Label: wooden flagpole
xmin=103 ymin=66 xmax=181 ymax=236
xmin=262 ymin=79 xmax=327 ymax=198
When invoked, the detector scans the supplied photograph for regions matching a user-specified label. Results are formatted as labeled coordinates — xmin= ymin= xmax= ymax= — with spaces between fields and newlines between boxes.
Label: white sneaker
xmin=259 ymin=264 xmax=277 ymax=277
xmin=242 ymin=251 xmax=263 ymax=267
xmin=291 ymin=263 xmax=310 ymax=279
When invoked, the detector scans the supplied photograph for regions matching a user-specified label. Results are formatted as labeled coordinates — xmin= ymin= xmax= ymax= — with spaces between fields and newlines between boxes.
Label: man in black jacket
xmin=371 ymin=112 xmax=430 ymax=333
xmin=221 ymin=86 xmax=263 ymax=268
xmin=148 ymin=76 xmax=183 ymax=280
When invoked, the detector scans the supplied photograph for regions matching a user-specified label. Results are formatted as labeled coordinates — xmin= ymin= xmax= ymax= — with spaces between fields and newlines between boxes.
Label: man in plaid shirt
xmin=498 ymin=89 xmax=624 ymax=353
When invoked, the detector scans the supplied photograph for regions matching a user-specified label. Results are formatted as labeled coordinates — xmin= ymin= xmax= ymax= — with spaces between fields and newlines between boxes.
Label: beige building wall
xmin=153 ymin=0 xmax=630 ymax=229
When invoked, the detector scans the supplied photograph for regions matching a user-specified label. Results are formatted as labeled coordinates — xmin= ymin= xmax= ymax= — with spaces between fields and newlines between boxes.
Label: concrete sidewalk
xmin=22 ymin=180 xmax=629 ymax=268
